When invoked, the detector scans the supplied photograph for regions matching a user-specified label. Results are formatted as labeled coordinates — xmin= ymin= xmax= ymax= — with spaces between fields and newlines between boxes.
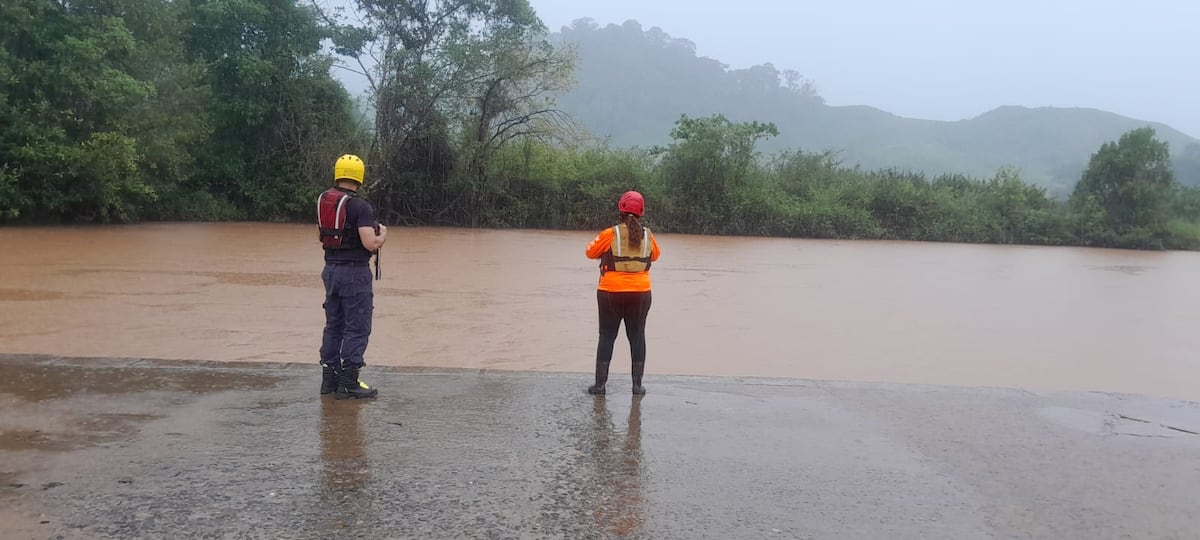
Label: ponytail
xmin=621 ymin=212 xmax=643 ymax=249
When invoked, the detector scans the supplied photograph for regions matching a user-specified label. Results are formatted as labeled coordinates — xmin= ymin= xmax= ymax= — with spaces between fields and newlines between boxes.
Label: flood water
xmin=1 ymin=223 xmax=1198 ymax=400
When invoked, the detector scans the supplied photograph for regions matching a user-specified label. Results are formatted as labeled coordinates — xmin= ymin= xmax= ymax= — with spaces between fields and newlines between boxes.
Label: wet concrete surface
xmin=2 ymin=355 xmax=1199 ymax=539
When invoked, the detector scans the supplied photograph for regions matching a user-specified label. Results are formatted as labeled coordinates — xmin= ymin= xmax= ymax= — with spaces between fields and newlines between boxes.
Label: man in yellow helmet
xmin=316 ymin=154 xmax=387 ymax=399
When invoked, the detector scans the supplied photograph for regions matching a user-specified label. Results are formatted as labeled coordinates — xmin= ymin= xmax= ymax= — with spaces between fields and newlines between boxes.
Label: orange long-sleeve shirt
xmin=585 ymin=226 xmax=661 ymax=292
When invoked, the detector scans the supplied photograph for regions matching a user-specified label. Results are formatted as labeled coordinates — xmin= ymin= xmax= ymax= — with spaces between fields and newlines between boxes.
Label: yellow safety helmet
xmin=333 ymin=154 xmax=365 ymax=184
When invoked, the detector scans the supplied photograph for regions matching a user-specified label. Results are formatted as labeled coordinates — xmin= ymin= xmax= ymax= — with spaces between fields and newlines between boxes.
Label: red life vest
xmin=316 ymin=188 xmax=363 ymax=250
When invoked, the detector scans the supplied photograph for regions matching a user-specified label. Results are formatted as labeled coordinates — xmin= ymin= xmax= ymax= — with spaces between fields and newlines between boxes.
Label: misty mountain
xmin=552 ymin=19 xmax=1200 ymax=195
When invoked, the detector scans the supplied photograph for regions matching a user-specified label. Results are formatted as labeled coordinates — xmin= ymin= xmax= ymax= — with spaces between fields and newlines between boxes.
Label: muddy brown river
xmin=1 ymin=223 xmax=1197 ymax=400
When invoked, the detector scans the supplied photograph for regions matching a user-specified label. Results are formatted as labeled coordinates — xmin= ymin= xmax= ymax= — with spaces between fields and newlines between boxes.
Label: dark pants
xmin=596 ymin=290 xmax=652 ymax=366
xmin=320 ymin=263 xmax=374 ymax=369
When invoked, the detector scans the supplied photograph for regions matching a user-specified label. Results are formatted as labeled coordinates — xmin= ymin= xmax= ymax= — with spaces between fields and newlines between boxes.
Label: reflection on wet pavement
xmin=0 ymin=355 xmax=1198 ymax=538
xmin=317 ymin=399 xmax=370 ymax=532
xmin=589 ymin=396 xmax=645 ymax=536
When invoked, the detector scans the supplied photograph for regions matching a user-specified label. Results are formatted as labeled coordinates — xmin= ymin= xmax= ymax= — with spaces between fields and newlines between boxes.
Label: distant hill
xmin=552 ymin=19 xmax=1200 ymax=195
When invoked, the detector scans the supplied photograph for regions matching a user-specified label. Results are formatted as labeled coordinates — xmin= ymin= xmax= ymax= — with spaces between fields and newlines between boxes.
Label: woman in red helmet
xmin=584 ymin=191 xmax=661 ymax=395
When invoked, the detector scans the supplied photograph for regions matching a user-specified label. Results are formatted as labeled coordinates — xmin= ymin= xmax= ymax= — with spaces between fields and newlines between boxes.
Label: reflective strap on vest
xmin=317 ymin=189 xmax=363 ymax=250
xmin=610 ymin=226 xmax=652 ymax=271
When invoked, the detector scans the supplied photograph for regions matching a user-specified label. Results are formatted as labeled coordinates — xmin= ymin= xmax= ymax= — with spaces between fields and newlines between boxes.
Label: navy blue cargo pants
xmin=320 ymin=263 xmax=374 ymax=370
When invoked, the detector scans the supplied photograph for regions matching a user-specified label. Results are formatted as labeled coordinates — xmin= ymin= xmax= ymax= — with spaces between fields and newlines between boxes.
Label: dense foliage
xmin=0 ymin=0 xmax=361 ymax=222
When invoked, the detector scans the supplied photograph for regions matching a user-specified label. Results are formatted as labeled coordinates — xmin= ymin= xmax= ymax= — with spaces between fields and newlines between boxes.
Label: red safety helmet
xmin=618 ymin=191 xmax=645 ymax=216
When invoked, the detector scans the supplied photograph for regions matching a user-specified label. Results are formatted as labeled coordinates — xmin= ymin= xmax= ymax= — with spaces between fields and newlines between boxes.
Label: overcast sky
xmin=524 ymin=0 xmax=1200 ymax=138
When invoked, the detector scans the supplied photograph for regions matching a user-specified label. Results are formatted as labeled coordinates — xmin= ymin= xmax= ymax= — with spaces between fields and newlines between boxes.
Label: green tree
xmin=983 ymin=167 xmax=1053 ymax=244
xmin=1070 ymin=127 xmax=1176 ymax=245
xmin=0 ymin=0 xmax=154 ymax=222
xmin=184 ymin=0 xmax=358 ymax=220
xmin=653 ymin=114 xmax=778 ymax=233
xmin=453 ymin=10 xmax=576 ymax=226
xmin=98 ymin=0 xmax=217 ymax=220
xmin=327 ymin=0 xmax=575 ymax=225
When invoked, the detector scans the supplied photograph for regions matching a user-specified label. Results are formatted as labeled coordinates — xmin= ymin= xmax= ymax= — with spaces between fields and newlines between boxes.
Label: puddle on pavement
xmin=0 ymin=364 xmax=279 ymax=403
xmin=0 ymin=413 xmax=162 ymax=452
xmin=0 ymin=362 xmax=284 ymax=453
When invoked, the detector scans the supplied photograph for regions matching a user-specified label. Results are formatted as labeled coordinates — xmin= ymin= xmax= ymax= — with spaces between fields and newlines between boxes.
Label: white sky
xmin=527 ymin=0 xmax=1200 ymax=137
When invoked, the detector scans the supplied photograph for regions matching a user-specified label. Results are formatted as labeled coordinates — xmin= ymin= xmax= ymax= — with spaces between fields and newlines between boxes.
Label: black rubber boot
xmin=587 ymin=360 xmax=610 ymax=395
xmin=320 ymin=363 xmax=339 ymax=395
xmin=335 ymin=367 xmax=378 ymax=400
xmin=631 ymin=361 xmax=646 ymax=395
